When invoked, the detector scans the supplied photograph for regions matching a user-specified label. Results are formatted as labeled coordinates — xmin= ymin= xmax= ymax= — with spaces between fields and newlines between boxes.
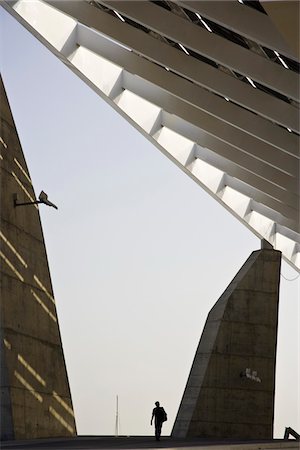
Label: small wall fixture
xmin=14 ymin=191 xmax=58 ymax=209
xmin=240 ymin=368 xmax=261 ymax=383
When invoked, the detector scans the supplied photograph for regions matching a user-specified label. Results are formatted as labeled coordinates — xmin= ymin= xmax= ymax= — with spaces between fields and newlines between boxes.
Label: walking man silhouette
xmin=150 ymin=401 xmax=167 ymax=441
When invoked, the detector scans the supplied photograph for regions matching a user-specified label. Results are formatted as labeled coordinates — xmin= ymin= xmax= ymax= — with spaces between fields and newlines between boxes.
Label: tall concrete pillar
xmin=0 ymin=76 xmax=76 ymax=440
xmin=172 ymin=247 xmax=281 ymax=440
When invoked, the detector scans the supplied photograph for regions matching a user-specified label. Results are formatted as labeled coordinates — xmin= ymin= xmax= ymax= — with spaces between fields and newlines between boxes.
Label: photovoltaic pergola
xmin=2 ymin=0 xmax=300 ymax=272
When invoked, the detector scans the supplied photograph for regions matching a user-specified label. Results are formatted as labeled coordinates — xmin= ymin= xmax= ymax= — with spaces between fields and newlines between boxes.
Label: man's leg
xmin=155 ymin=424 xmax=159 ymax=440
xmin=155 ymin=422 xmax=162 ymax=440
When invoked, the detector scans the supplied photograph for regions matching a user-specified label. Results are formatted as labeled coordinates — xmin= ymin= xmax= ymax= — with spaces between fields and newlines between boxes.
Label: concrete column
xmin=172 ymin=248 xmax=281 ymax=439
xmin=0 ymin=76 xmax=76 ymax=439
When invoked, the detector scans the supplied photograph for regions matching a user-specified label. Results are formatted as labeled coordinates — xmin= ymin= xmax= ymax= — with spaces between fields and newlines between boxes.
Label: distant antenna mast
xmin=115 ymin=395 xmax=119 ymax=437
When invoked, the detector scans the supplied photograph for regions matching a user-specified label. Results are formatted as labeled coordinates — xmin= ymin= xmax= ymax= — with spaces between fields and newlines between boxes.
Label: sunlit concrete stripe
xmin=0 ymin=136 xmax=8 ymax=148
xmin=31 ymin=289 xmax=57 ymax=323
xmin=14 ymin=157 xmax=32 ymax=184
xmin=3 ymin=338 xmax=12 ymax=350
xmin=11 ymin=171 xmax=38 ymax=209
xmin=17 ymin=355 xmax=46 ymax=387
xmin=101 ymin=0 xmax=299 ymax=100
xmin=0 ymin=230 xmax=28 ymax=268
xmin=10 ymin=0 xmax=77 ymax=53
xmin=53 ymin=391 xmax=75 ymax=417
xmin=33 ymin=274 xmax=55 ymax=304
xmin=177 ymin=1 xmax=298 ymax=61
xmin=72 ymin=35 xmax=299 ymax=157
xmin=14 ymin=370 xmax=43 ymax=403
xmin=49 ymin=406 xmax=75 ymax=434
xmin=12 ymin=0 xmax=298 ymax=132
xmin=0 ymin=250 xmax=24 ymax=281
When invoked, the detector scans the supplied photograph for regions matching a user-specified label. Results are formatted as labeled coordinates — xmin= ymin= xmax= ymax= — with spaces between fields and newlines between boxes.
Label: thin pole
xmin=115 ymin=395 xmax=119 ymax=437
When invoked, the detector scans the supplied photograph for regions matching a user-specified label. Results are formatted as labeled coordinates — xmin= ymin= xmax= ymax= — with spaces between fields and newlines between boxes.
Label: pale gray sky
xmin=1 ymin=7 xmax=299 ymax=438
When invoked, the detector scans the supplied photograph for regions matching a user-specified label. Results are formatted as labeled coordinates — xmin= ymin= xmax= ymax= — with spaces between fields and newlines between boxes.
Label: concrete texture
xmin=172 ymin=248 xmax=281 ymax=440
xmin=0 ymin=76 xmax=76 ymax=439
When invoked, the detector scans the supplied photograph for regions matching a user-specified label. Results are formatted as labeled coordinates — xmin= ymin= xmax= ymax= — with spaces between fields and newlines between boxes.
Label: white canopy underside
xmin=2 ymin=0 xmax=299 ymax=272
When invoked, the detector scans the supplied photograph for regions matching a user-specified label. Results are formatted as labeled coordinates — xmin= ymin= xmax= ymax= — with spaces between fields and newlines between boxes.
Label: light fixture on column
xmin=13 ymin=191 xmax=58 ymax=209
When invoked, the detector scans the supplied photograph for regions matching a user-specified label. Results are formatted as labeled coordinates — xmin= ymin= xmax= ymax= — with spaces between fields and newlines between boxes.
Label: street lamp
xmin=13 ymin=191 xmax=58 ymax=209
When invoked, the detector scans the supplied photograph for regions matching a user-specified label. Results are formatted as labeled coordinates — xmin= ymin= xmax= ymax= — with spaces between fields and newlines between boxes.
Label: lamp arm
xmin=14 ymin=200 xmax=42 ymax=207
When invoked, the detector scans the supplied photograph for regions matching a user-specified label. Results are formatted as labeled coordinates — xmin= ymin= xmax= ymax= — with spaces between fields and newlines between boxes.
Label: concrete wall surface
xmin=172 ymin=248 xmax=281 ymax=439
xmin=0 ymin=76 xmax=76 ymax=440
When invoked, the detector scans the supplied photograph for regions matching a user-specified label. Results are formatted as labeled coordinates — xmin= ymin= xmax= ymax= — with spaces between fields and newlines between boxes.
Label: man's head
xmin=155 ymin=401 xmax=160 ymax=407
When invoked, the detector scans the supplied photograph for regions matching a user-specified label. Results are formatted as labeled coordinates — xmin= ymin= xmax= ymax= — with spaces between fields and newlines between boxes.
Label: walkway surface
xmin=1 ymin=436 xmax=299 ymax=450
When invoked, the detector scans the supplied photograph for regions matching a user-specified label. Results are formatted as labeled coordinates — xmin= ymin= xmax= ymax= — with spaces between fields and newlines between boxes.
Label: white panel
xmin=153 ymin=127 xmax=195 ymax=166
xmin=221 ymin=186 xmax=251 ymax=219
xmin=70 ymin=46 xmax=123 ymax=97
xmin=115 ymin=90 xmax=161 ymax=134
xmin=14 ymin=0 xmax=76 ymax=51
xmin=190 ymin=159 xmax=225 ymax=194
xmin=248 ymin=211 xmax=276 ymax=241
xmin=276 ymin=233 xmax=299 ymax=261
xmin=293 ymin=249 xmax=300 ymax=268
